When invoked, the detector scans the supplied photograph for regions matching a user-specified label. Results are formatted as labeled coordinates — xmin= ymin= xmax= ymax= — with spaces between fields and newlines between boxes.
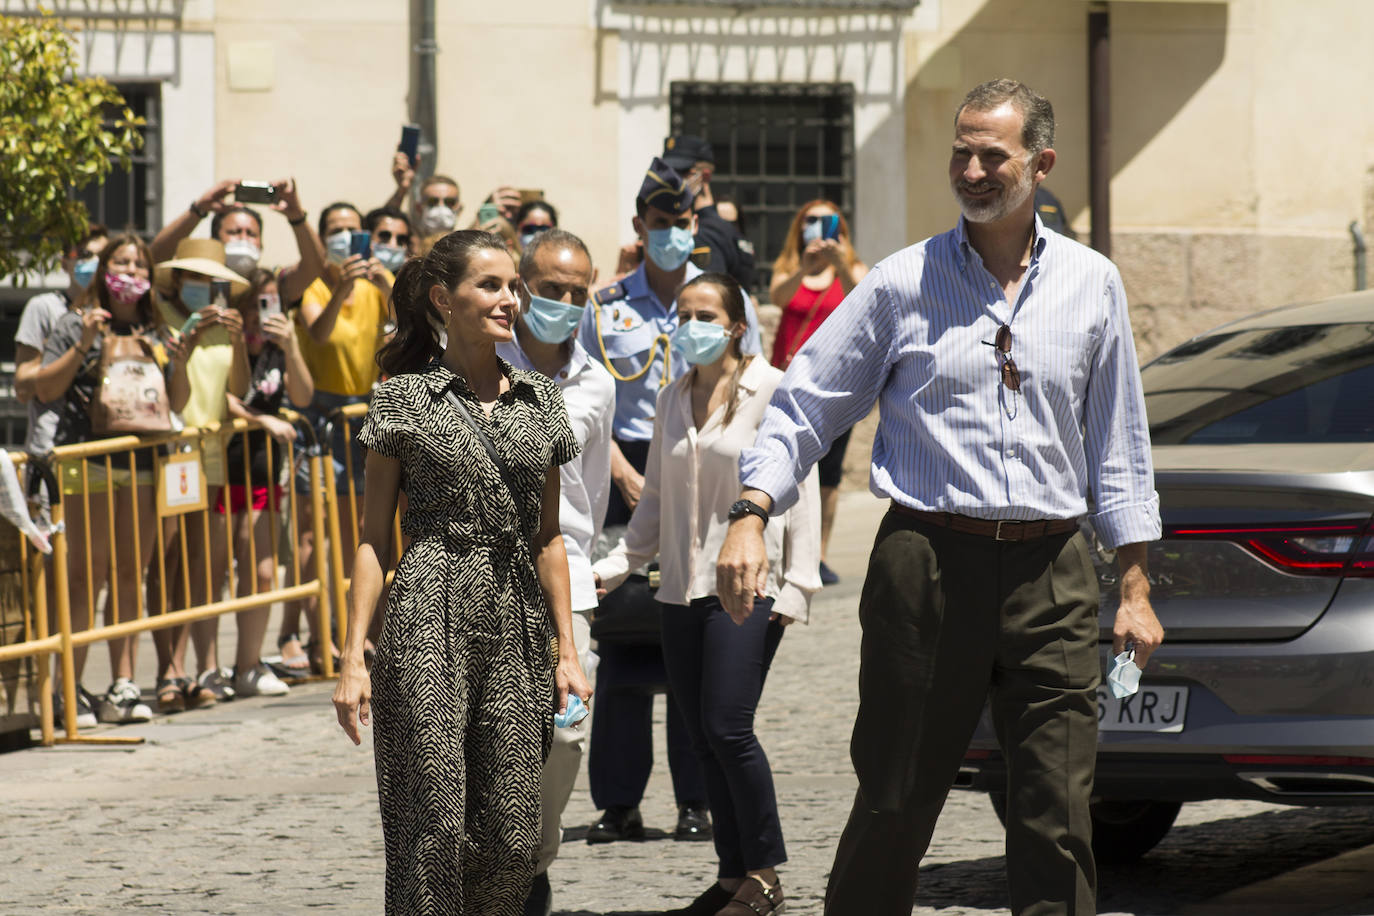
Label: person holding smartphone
xmin=149 ymin=239 xmax=253 ymax=710
xmin=289 ymin=203 xmax=396 ymax=668
xmin=220 ymin=268 xmax=314 ymax=696
xmin=592 ymin=273 xmax=819 ymax=916
xmin=767 ymin=200 xmax=869 ymax=587
xmin=150 ymin=177 xmax=325 ymax=306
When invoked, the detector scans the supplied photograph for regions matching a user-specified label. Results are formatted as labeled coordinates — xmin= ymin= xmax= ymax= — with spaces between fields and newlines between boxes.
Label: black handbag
xmin=590 ymin=564 xmax=662 ymax=646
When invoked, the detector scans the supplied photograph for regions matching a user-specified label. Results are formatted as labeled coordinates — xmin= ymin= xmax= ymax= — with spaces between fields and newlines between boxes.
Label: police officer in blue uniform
xmin=661 ymin=134 xmax=757 ymax=291
xmin=578 ymin=157 xmax=762 ymax=846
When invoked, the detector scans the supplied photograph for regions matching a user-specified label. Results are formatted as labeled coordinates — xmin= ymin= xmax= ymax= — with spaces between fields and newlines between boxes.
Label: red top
xmin=770 ymin=277 xmax=846 ymax=369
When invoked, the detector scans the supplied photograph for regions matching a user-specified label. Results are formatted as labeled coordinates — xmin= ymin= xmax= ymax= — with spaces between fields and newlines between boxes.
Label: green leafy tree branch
xmin=1 ymin=12 xmax=143 ymax=283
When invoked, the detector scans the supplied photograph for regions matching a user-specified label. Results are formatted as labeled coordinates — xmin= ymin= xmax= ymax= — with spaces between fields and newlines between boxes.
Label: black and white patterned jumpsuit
xmin=356 ymin=359 xmax=579 ymax=915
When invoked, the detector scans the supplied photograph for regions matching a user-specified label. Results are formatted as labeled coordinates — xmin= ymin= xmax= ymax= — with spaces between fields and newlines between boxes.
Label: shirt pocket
xmin=592 ymin=307 xmax=658 ymax=361
xmin=1032 ymin=330 xmax=1098 ymax=401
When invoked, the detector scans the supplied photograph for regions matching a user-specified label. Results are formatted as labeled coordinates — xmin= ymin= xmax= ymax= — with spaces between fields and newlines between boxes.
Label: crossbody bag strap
xmin=443 ymin=389 xmax=521 ymax=504
xmin=782 ymin=287 xmax=828 ymax=369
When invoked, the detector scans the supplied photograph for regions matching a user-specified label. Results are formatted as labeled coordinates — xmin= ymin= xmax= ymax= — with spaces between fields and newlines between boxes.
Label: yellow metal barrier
xmin=321 ymin=402 xmax=403 ymax=670
xmin=0 ymin=452 xmax=55 ymax=746
xmin=0 ymin=413 xmax=335 ymax=746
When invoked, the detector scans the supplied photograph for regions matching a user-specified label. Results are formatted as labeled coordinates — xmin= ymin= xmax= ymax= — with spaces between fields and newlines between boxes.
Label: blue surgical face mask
xmin=181 ymin=278 xmax=212 ymax=311
xmin=646 ymin=225 xmax=694 ymax=272
xmin=672 ymin=319 xmax=730 ymax=366
xmin=72 ymin=256 xmax=99 ymax=289
xmin=523 ymin=285 xmax=585 ymax=344
xmin=373 ymin=243 xmax=406 ymax=273
xmin=325 ymin=230 xmax=352 ymax=265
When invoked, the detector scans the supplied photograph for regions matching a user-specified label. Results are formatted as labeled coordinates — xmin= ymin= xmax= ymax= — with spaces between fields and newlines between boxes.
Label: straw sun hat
xmin=154 ymin=238 xmax=250 ymax=298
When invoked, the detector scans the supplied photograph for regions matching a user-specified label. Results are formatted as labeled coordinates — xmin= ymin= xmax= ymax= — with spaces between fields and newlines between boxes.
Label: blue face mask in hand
xmin=672 ymin=319 xmax=730 ymax=365
xmin=73 ymin=256 xmax=99 ymax=289
xmin=181 ymin=278 xmax=211 ymax=311
xmin=1107 ymin=644 xmax=1142 ymax=699
xmin=554 ymin=693 xmax=588 ymax=729
xmin=523 ymin=286 xmax=585 ymax=344
xmin=646 ymin=226 xmax=694 ymax=272
xmin=326 ymin=230 xmax=352 ymax=265
xmin=373 ymin=243 xmax=406 ymax=273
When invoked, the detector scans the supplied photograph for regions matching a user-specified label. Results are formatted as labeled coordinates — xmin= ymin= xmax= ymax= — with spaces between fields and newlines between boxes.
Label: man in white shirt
xmin=495 ymin=228 xmax=614 ymax=916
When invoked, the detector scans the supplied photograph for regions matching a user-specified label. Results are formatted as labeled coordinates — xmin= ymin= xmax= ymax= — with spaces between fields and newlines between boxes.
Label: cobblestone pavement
xmin=3 ymin=491 xmax=1373 ymax=914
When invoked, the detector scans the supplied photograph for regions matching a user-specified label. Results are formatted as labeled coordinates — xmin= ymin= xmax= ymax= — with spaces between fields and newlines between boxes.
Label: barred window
xmin=75 ymin=81 xmax=162 ymax=236
xmin=671 ymin=82 xmax=855 ymax=298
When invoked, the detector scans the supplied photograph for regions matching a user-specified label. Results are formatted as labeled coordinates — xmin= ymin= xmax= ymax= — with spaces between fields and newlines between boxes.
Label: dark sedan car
xmin=956 ymin=290 xmax=1374 ymax=862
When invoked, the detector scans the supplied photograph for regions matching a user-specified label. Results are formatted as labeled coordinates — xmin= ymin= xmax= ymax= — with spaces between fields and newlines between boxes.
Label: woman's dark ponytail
xmin=376 ymin=229 xmax=509 ymax=377
xmin=377 ymin=257 xmax=442 ymax=377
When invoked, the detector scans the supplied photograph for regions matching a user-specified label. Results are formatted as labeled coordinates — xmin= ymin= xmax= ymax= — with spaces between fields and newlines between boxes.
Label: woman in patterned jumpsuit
xmin=332 ymin=229 xmax=594 ymax=914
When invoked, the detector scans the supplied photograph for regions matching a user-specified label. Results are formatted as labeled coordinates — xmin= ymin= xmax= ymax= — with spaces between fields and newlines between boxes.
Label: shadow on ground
xmin=913 ymin=805 xmax=1374 ymax=914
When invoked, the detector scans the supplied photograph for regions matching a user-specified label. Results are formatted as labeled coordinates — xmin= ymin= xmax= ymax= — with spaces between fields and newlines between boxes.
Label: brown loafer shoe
xmin=717 ymin=876 xmax=784 ymax=915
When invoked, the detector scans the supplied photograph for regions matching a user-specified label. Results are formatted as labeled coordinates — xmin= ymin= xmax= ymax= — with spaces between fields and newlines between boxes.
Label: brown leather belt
xmin=891 ymin=503 xmax=1081 ymax=542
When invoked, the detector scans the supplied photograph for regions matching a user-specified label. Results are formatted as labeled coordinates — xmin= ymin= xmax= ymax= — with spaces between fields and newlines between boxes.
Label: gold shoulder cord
xmin=592 ymin=302 xmax=674 ymax=388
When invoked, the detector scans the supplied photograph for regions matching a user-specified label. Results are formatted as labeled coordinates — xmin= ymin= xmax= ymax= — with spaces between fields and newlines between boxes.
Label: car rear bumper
xmin=956 ymin=750 xmax=1374 ymax=806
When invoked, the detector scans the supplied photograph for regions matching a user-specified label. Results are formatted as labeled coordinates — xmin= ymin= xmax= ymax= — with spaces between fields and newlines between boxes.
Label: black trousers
xmin=826 ymin=509 xmax=1101 ymax=916
xmin=588 ymin=436 xmax=707 ymax=811
xmin=661 ymin=596 xmax=786 ymax=877
xmin=587 ymin=642 xmax=707 ymax=809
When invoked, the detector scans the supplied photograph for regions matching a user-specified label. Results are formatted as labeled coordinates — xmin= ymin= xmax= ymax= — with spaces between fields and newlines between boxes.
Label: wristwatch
xmin=728 ymin=498 xmax=769 ymax=527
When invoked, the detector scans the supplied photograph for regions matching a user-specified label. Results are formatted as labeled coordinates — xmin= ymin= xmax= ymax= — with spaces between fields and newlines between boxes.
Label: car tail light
xmin=1165 ymin=522 xmax=1374 ymax=578
xmin=963 ymin=749 xmax=991 ymax=760
xmin=1224 ymin=755 xmax=1374 ymax=766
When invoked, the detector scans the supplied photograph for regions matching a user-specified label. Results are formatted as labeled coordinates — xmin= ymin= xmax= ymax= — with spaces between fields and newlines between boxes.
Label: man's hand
xmin=391 ymin=151 xmax=416 ymax=195
xmin=1113 ymin=542 xmax=1164 ymax=669
xmin=196 ymin=179 xmax=239 ymax=216
xmin=485 ymin=186 xmax=521 ymax=222
xmin=270 ymin=177 xmax=305 ymax=222
xmin=716 ymin=489 xmax=774 ymax=626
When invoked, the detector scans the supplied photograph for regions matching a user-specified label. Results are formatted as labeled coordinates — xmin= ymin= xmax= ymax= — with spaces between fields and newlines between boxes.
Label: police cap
xmin=662 ymin=134 xmax=715 ymax=172
xmin=638 ymin=157 xmax=695 ymax=216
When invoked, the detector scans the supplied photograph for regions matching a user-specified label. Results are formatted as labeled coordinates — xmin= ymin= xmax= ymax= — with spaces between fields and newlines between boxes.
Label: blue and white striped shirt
xmin=740 ymin=215 xmax=1161 ymax=550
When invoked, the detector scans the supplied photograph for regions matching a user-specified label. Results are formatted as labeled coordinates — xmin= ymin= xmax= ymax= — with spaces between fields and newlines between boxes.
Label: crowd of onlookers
xmin=10 ymin=135 xmax=871 ymax=731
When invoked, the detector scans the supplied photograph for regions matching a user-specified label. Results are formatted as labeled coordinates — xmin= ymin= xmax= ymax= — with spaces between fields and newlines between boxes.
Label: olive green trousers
xmin=825 ymin=508 xmax=1102 ymax=916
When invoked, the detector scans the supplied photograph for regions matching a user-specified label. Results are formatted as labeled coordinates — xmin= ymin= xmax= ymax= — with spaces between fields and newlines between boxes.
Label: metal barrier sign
xmin=157 ymin=448 xmax=207 ymax=516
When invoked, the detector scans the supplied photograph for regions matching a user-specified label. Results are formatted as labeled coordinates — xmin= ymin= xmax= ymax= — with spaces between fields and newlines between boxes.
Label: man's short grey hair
xmin=955 ymin=79 xmax=1055 ymax=157
xmin=518 ymin=228 xmax=593 ymax=281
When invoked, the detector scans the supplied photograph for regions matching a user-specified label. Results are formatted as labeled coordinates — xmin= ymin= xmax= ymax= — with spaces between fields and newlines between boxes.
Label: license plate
xmin=1097 ymin=685 xmax=1189 ymax=733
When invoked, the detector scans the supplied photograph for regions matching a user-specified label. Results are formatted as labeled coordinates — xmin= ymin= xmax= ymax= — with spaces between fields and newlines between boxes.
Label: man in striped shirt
xmin=717 ymin=79 xmax=1164 ymax=915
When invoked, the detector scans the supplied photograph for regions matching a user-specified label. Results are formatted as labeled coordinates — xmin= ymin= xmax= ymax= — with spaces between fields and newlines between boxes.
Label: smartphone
xmin=349 ymin=230 xmax=372 ymax=260
xmin=398 ymin=124 xmax=421 ymax=168
xmin=210 ymin=279 xmax=231 ymax=306
xmin=477 ymin=202 xmax=500 ymax=225
xmin=259 ymin=292 xmax=282 ymax=319
xmin=518 ymin=188 xmax=544 ymax=205
xmin=235 ymin=180 xmax=277 ymax=205
xmin=820 ymin=214 xmax=842 ymax=241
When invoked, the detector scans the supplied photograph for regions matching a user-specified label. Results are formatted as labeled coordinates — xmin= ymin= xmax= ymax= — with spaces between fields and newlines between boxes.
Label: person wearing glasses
xmin=768 ymin=200 xmax=870 ymax=586
xmin=364 ymin=206 xmax=413 ymax=276
xmin=514 ymin=199 xmax=558 ymax=251
xmin=717 ymin=79 xmax=1165 ymax=915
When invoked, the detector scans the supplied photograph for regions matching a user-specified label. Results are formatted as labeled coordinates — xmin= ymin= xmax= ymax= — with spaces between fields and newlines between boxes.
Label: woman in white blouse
xmin=593 ymin=273 xmax=819 ymax=916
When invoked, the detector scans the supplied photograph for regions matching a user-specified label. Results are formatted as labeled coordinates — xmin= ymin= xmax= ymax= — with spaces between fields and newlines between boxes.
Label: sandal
xmin=269 ymin=633 xmax=312 ymax=681
xmin=156 ymin=678 xmax=186 ymax=714
xmin=182 ymin=677 xmax=218 ymax=710
xmin=718 ymin=876 xmax=785 ymax=915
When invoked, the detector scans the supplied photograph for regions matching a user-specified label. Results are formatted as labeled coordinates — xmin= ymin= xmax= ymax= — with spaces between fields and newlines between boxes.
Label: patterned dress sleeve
xmin=357 ymin=378 xmax=407 ymax=460
xmin=541 ymin=378 xmax=580 ymax=468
